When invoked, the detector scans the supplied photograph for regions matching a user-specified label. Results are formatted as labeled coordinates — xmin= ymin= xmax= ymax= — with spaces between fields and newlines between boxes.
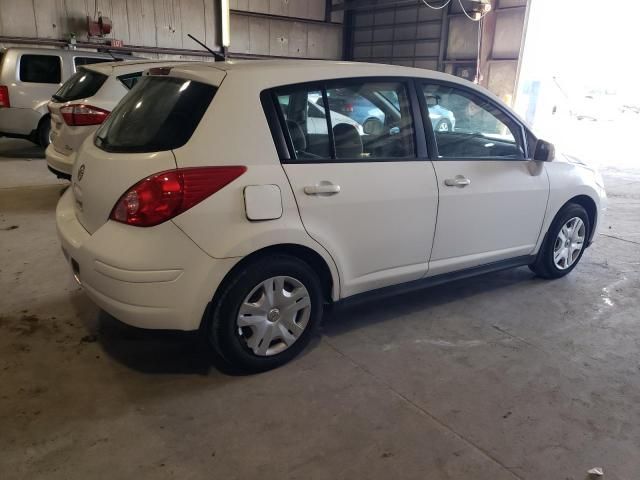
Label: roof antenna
xmin=188 ymin=34 xmax=226 ymax=61
xmin=105 ymin=50 xmax=123 ymax=62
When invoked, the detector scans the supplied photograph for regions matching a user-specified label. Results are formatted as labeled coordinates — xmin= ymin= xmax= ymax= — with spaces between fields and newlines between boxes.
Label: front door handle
xmin=444 ymin=176 xmax=471 ymax=188
xmin=304 ymin=183 xmax=341 ymax=196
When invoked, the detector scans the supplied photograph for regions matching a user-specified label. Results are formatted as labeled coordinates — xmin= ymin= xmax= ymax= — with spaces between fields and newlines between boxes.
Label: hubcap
xmin=553 ymin=217 xmax=585 ymax=270
xmin=237 ymin=276 xmax=311 ymax=356
xmin=438 ymin=121 xmax=449 ymax=132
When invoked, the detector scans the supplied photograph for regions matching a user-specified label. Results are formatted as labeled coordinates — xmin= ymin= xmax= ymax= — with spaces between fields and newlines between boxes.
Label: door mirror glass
xmin=533 ymin=139 xmax=555 ymax=161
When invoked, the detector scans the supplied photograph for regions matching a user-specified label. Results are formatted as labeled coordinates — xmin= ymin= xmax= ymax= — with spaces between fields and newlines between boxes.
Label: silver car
xmin=0 ymin=47 xmax=134 ymax=147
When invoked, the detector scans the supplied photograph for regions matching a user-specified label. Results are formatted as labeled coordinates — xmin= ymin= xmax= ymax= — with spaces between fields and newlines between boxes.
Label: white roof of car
xmin=172 ymin=59 xmax=475 ymax=90
xmin=166 ymin=59 xmax=513 ymax=117
xmin=83 ymin=59 xmax=195 ymax=76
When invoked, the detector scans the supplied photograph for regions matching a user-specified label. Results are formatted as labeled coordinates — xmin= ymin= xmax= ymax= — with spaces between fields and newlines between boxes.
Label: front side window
xmin=19 ymin=55 xmax=61 ymax=83
xmin=275 ymin=80 xmax=415 ymax=161
xmin=421 ymin=84 xmax=524 ymax=160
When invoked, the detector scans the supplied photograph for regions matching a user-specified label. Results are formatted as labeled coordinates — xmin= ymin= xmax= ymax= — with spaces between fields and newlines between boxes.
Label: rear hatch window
xmin=52 ymin=69 xmax=107 ymax=102
xmin=95 ymin=76 xmax=216 ymax=153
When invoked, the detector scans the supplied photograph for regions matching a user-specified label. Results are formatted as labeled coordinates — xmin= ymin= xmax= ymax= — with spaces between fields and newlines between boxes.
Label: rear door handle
xmin=304 ymin=183 xmax=341 ymax=196
xmin=444 ymin=176 xmax=471 ymax=188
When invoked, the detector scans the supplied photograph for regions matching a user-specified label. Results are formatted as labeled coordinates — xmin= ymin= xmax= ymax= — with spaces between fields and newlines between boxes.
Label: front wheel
xmin=529 ymin=203 xmax=590 ymax=279
xmin=206 ymin=255 xmax=324 ymax=372
xmin=435 ymin=119 xmax=452 ymax=132
xmin=362 ymin=117 xmax=384 ymax=135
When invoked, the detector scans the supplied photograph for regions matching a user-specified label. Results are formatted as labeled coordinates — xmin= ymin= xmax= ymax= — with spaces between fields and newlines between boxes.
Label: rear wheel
xmin=35 ymin=115 xmax=52 ymax=148
xmin=529 ymin=203 xmax=590 ymax=279
xmin=206 ymin=255 xmax=323 ymax=372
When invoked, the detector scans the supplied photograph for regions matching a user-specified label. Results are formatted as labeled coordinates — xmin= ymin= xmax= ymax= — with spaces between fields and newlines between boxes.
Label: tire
xmin=206 ymin=254 xmax=324 ymax=372
xmin=435 ymin=119 xmax=452 ymax=132
xmin=529 ymin=203 xmax=590 ymax=279
xmin=362 ymin=117 xmax=383 ymax=135
xmin=36 ymin=115 xmax=52 ymax=148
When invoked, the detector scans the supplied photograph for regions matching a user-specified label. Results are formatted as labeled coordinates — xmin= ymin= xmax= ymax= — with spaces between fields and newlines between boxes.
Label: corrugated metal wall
xmin=343 ymin=0 xmax=529 ymax=103
xmin=229 ymin=0 xmax=343 ymax=59
xmin=0 ymin=0 xmax=342 ymax=60
xmin=348 ymin=2 xmax=444 ymax=70
xmin=0 ymin=0 xmax=220 ymax=52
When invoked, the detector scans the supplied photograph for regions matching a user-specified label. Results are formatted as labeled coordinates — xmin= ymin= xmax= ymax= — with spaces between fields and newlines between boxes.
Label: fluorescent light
xmin=221 ymin=0 xmax=230 ymax=48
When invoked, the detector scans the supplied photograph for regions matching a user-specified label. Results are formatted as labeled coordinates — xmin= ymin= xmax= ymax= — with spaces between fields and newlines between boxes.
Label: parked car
xmin=0 ymin=47 xmax=136 ymax=147
xmin=323 ymin=88 xmax=456 ymax=134
xmin=306 ymin=100 xmax=364 ymax=136
xmin=46 ymin=60 xmax=190 ymax=179
xmin=278 ymin=94 xmax=363 ymax=136
xmin=56 ymin=61 xmax=606 ymax=372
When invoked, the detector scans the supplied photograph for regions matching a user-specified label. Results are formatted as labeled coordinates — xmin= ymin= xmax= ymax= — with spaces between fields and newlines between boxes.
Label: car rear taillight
xmin=0 ymin=86 xmax=10 ymax=108
xmin=344 ymin=103 xmax=354 ymax=113
xmin=110 ymin=166 xmax=247 ymax=227
xmin=60 ymin=104 xmax=110 ymax=126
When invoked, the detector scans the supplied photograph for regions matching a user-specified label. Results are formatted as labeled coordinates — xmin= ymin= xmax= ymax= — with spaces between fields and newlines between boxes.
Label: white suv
xmin=46 ymin=60 xmax=188 ymax=179
xmin=0 ymin=47 xmax=134 ymax=146
xmin=56 ymin=61 xmax=607 ymax=371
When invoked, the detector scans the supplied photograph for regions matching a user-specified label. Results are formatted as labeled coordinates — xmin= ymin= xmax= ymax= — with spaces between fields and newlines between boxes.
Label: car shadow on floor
xmin=93 ymin=267 xmax=539 ymax=377
xmin=0 ymin=138 xmax=44 ymax=158
xmin=96 ymin=312 xmax=222 ymax=375
xmin=322 ymin=267 xmax=539 ymax=337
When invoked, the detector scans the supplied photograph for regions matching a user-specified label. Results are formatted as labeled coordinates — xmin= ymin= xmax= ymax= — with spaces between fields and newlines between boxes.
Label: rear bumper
xmin=45 ymin=144 xmax=73 ymax=178
xmin=56 ymin=188 xmax=240 ymax=331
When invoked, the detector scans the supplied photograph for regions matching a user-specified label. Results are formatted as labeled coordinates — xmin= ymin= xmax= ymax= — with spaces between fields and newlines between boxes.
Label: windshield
xmin=95 ymin=76 xmax=216 ymax=153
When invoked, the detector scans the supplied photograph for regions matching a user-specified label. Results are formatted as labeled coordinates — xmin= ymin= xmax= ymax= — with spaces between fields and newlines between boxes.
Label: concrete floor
xmin=1 ymin=137 xmax=639 ymax=480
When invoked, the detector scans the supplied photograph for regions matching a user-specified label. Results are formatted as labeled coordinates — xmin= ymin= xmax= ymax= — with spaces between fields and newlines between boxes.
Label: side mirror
xmin=533 ymin=139 xmax=555 ymax=162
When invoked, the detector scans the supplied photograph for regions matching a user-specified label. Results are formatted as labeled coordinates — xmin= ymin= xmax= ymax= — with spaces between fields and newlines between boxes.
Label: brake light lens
xmin=147 ymin=67 xmax=172 ymax=76
xmin=110 ymin=166 xmax=247 ymax=227
xmin=344 ymin=103 xmax=354 ymax=113
xmin=60 ymin=104 xmax=110 ymax=126
xmin=0 ymin=86 xmax=10 ymax=108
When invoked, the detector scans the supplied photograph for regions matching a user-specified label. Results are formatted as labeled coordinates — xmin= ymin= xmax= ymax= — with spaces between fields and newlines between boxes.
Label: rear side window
xmin=52 ymin=69 xmax=108 ymax=102
xmin=20 ymin=55 xmax=61 ymax=83
xmin=95 ymin=76 xmax=216 ymax=153
xmin=74 ymin=57 xmax=112 ymax=67
xmin=275 ymin=80 xmax=415 ymax=161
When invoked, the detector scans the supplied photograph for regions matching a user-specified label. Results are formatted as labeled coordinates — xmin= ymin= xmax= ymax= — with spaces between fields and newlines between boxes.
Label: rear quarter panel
xmin=170 ymin=70 xmax=341 ymax=298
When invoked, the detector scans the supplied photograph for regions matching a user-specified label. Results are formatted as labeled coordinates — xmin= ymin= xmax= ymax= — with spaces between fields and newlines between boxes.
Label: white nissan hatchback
xmin=56 ymin=61 xmax=606 ymax=371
